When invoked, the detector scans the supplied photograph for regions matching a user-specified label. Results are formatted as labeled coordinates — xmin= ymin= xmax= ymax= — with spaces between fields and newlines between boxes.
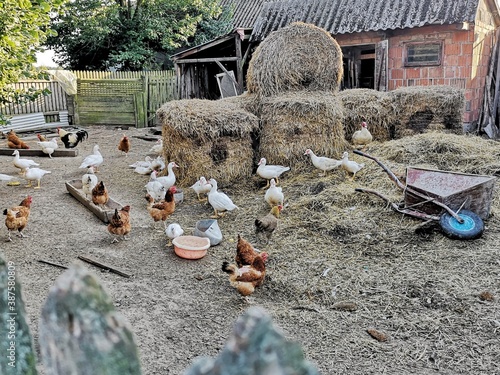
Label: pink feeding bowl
xmin=172 ymin=236 xmax=210 ymax=259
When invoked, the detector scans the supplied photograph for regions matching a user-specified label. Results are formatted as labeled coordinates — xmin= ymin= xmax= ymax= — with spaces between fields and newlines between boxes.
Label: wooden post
xmin=39 ymin=264 xmax=142 ymax=375
xmin=235 ymin=33 xmax=244 ymax=94
xmin=0 ymin=256 xmax=38 ymax=375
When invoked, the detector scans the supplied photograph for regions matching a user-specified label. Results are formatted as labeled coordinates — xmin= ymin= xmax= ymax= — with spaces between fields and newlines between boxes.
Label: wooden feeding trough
xmin=65 ymin=179 xmax=123 ymax=223
xmin=0 ymin=148 xmax=78 ymax=157
xmin=404 ymin=167 xmax=496 ymax=220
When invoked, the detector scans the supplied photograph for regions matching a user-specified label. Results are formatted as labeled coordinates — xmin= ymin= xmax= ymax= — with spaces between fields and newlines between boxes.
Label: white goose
xmin=207 ymin=178 xmax=238 ymax=218
xmin=190 ymin=176 xmax=211 ymax=201
xmin=12 ymin=150 xmax=39 ymax=175
xmin=264 ymin=178 xmax=284 ymax=207
xmin=304 ymin=149 xmax=341 ymax=176
xmin=79 ymin=144 xmax=103 ymax=171
xmin=256 ymin=157 xmax=290 ymax=188
xmin=341 ymin=151 xmax=365 ymax=180
xmin=24 ymin=167 xmax=51 ymax=189
xmin=156 ymin=161 xmax=178 ymax=190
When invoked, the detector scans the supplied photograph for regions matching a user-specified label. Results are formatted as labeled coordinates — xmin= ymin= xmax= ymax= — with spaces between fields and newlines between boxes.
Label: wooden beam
xmin=78 ymin=256 xmax=131 ymax=278
xmin=235 ymin=34 xmax=244 ymax=94
xmin=0 ymin=148 xmax=78 ymax=157
xmin=215 ymin=61 xmax=243 ymax=94
xmin=172 ymin=34 xmax=235 ymax=60
xmin=175 ymin=57 xmax=239 ymax=64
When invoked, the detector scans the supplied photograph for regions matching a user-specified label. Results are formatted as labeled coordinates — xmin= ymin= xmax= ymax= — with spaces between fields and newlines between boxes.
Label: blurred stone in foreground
xmin=185 ymin=306 xmax=320 ymax=375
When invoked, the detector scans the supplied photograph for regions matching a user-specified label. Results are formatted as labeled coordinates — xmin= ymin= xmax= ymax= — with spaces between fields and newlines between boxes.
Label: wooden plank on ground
xmin=0 ymin=148 xmax=78 ymax=157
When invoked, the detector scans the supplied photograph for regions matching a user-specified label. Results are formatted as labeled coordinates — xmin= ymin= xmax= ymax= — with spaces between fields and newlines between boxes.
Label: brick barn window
xmin=405 ymin=42 xmax=442 ymax=66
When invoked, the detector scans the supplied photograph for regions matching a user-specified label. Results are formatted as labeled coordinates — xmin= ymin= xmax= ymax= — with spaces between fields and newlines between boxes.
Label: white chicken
xmin=37 ymin=137 xmax=59 ymax=158
xmin=304 ymin=149 xmax=341 ymax=176
xmin=148 ymin=138 xmax=163 ymax=156
xmin=156 ymin=161 xmax=178 ymax=190
xmin=207 ymin=178 xmax=238 ymax=218
xmin=145 ymin=170 xmax=166 ymax=202
xmin=352 ymin=121 xmax=373 ymax=150
xmin=24 ymin=167 xmax=51 ymax=189
xmin=165 ymin=223 xmax=184 ymax=246
xmin=12 ymin=150 xmax=39 ymax=175
xmin=190 ymin=176 xmax=211 ymax=202
xmin=256 ymin=157 xmax=290 ymax=188
xmin=79 ymin=144 xmax=104 ymax=172
xmin=264 ymin=178 xmax=284 ymax=207
xmin=81 ymin=166 xmax=98 ymax=198
xmin=341 ymin=151 xmax=365 ymax=180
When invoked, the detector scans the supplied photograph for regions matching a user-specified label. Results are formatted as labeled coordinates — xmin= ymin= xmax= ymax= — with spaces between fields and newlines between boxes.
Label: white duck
xmin=341 ymin=151 xmax=365 ymax=180
xmin=352 ymin=121 xmax=373 ymax=150
xmin=81 ymin=166 xmax=98 ymax=198
xmin=129 ymin=156 xmax=153 ymax=169
xmin=156 ymin=161 xmax=178 ymax=190
xmin=151 ymin=156 xmax=165 ymax=172
xmin=12 ymin=150 xmax=39 ymax=175
xmin=37 ymin=137 xmax=59 ymax=158
xmin=304 ymin=149 xmax=341 ymax=176
xmin=207 ymin=178 xmax=238 ymax=218
xmin=165 ymin=223 xmax=184 ymax=246
xmin=79 ymin=144 xmax=103 ymax=171
xmin=24 ymin=167 xmax=51 ymax=189
xmin=0 ymin=173 xmax=21 ymax=186
xmin=190 ymin=176 xmax=211 ymax=202
xmin=145 ymin=170 xmax=166 ymax=202
xmin=149 ymin=138 xmax=163 ymax=156
xmin=256 ymin=157 xmax=290 ymax=188
xmin=264 ymin=178 xmax=284 ymax=207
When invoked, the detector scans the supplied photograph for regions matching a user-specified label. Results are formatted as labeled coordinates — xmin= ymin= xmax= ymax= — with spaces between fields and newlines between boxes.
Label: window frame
xmin=404 ymin=41 xmax=443 ymax=67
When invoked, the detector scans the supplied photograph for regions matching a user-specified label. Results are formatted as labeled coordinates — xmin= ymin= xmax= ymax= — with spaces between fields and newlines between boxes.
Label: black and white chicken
xmin=57 ymin=127 xmax=89 ymax=148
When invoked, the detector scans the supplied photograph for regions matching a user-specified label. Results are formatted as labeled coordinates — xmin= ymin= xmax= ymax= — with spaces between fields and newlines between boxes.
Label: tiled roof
xmin=250 ymin=0 xmax=481 ymax=41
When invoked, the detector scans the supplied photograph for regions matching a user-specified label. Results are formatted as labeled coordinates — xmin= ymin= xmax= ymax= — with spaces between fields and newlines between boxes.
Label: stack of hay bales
xmin=156 ymin=99 xmax=259 ymax=185
xmin=389 ymin=85 xmax=465 ymax=138
xmin=247 ymin=22 xmax=347 ymax=170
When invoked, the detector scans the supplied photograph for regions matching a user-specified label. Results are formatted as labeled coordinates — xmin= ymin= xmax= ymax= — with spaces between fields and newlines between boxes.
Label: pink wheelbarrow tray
xmin=353 ymin=150 xmax=496 ymax=240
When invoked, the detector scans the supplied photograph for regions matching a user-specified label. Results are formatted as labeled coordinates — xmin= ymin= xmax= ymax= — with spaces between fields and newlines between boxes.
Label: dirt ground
xmin=1 ymin=126 xmax=499 ymax=375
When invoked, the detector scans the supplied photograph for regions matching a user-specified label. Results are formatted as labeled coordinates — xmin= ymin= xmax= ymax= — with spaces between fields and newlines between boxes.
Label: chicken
xmin=107 ymin=205 xmax=131 ymax=243
xmin=165 ymin=223 xmax=184 ymax=246
xmin=222 ymin=247 xmax=268 ymax=297
xmin=91 ymin=181 xmax=109 ymax=207
xmin=81 ymin=167 xmax=98 ymax=198
xmin=148 ymin=138 xmax=163 ymax=156
xmin=12 ymin=150 xmax=39 ymax=175
xmin=264 ymin=178 xmax=284 ymax=207
xmin=145 ymin=187 xmax=176 ymax=229
xmin=235 ymin=234 xmax=267 ymax=268
xmin=37 ymin=137 xmax=59 ymax=158
xmin=24 ymin=167 xmax=51 ymax=189
xmin=341 ymin=151 xmax=365 ymax=180
xmin=190 ymin=176 xmax=211 ymax=202
xmin=207 ymin=178 xmax=238 ymax=218
xmin=352 ymin=121 xmax=373 ymax=150
xmin=57 ymin=127 xmax=88 ymax=148
xmin=118 ymin=135 xmax=131 ymax=156
xmin=3 ymin=196 xmax=32 ymax=241
xmin=304 ymin=149 xmax=341 ymax=176
xmin=255 ymin=205 xmax=282 ymax=245
xmin=7 ymin=130 xmax=30 ymax=149
xmin=256 ymin=157 xmax=290 ymax=188
xmin=79 ymin=144 xmax=103 ymax=172
xmin=37 ymin=134 xmax=48 ymax=142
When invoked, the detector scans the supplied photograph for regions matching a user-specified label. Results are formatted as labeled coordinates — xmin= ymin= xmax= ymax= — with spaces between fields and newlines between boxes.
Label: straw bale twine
xmin=246 ymin=22 xmax=343 ymax=97
xmin=337 ymin=89 xmax=397 ymax=142
xmin=389 ymin=85 xmax=464 ymax=138
xmin=156 ymin=99 xmax=260 ymax=186
xmin=258 ymin=91 xmax=348 ymax=172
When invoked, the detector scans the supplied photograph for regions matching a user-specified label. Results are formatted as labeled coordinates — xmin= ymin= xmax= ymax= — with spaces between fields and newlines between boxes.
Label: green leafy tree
xmin=0 ymin=0 xmax=66 ymax=125
xmin=47 ymin=0 xmax=230 ymax=71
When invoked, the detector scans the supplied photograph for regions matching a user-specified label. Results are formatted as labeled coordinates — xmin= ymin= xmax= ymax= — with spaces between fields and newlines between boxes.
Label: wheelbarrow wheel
xmin=439 ymin=210 xmax=484 ymax=240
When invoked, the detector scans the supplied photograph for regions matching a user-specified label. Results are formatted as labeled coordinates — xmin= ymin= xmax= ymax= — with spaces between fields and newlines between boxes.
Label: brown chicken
xmin=3 ymin=196 xmax=32 ymax=241
xmin=222 ymin=249 xmax=268 ymax=297
xmin=235 ymin=234 xmax=268 ymax=268
xmin=118 ymin=135 xmax=130 ymax=156
xmin=92 ymin=181 xmax=109 ymax=207
xmin=7 ymin=130 xmax=30 ymax=149
xmin=145 ymin=186 xmax=176 ymax=228
xmin=255 ymin=205 xmax=282 ymax=245
xmin=107 ymin=205 xmax=131 ymax=243
xmin=37 ymin=134 xmax=48 ymax=142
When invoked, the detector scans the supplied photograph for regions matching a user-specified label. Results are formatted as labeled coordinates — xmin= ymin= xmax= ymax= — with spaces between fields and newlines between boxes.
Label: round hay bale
xmin=246 ymin=22 xmax=343 ymax=97
xmin=337 ymin=89 xmax=397 ymax=142
xmin=258 ymin=91 xmax=349 ymax=173
xmin=389 ymin=85 xmax=465 ymax=138
xmin=156 ymin=99 xmax=260 ymax=186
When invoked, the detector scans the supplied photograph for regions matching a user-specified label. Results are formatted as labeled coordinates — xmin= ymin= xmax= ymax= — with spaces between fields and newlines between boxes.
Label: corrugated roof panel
xmin=250 ymin=0 xmax=481 ymax=41
xmin=219 ymin=0 xmax=289 ymax=29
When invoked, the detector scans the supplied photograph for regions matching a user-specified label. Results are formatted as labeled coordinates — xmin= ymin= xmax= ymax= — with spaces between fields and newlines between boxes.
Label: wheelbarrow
xmin=353 ymin=150 xmax=496 ymax=240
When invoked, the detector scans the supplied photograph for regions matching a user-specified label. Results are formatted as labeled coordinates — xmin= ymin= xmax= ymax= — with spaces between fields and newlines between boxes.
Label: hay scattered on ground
xmin=258 ymin=91 xmax=349 ymax=171
xmin=246 ymin=22 xmax=343 ymax=97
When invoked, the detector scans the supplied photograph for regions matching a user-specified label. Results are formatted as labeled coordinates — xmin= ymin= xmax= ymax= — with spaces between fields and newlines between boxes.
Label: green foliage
xmin=0 ymin=0 xmax=66 ymax=125
xmin=47 ymin=0 xmax=229 ymax=71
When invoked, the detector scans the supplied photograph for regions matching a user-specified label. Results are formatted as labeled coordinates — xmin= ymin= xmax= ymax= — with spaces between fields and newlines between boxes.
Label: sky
xmin=35 ymin=49 xmax=58 ymax=67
